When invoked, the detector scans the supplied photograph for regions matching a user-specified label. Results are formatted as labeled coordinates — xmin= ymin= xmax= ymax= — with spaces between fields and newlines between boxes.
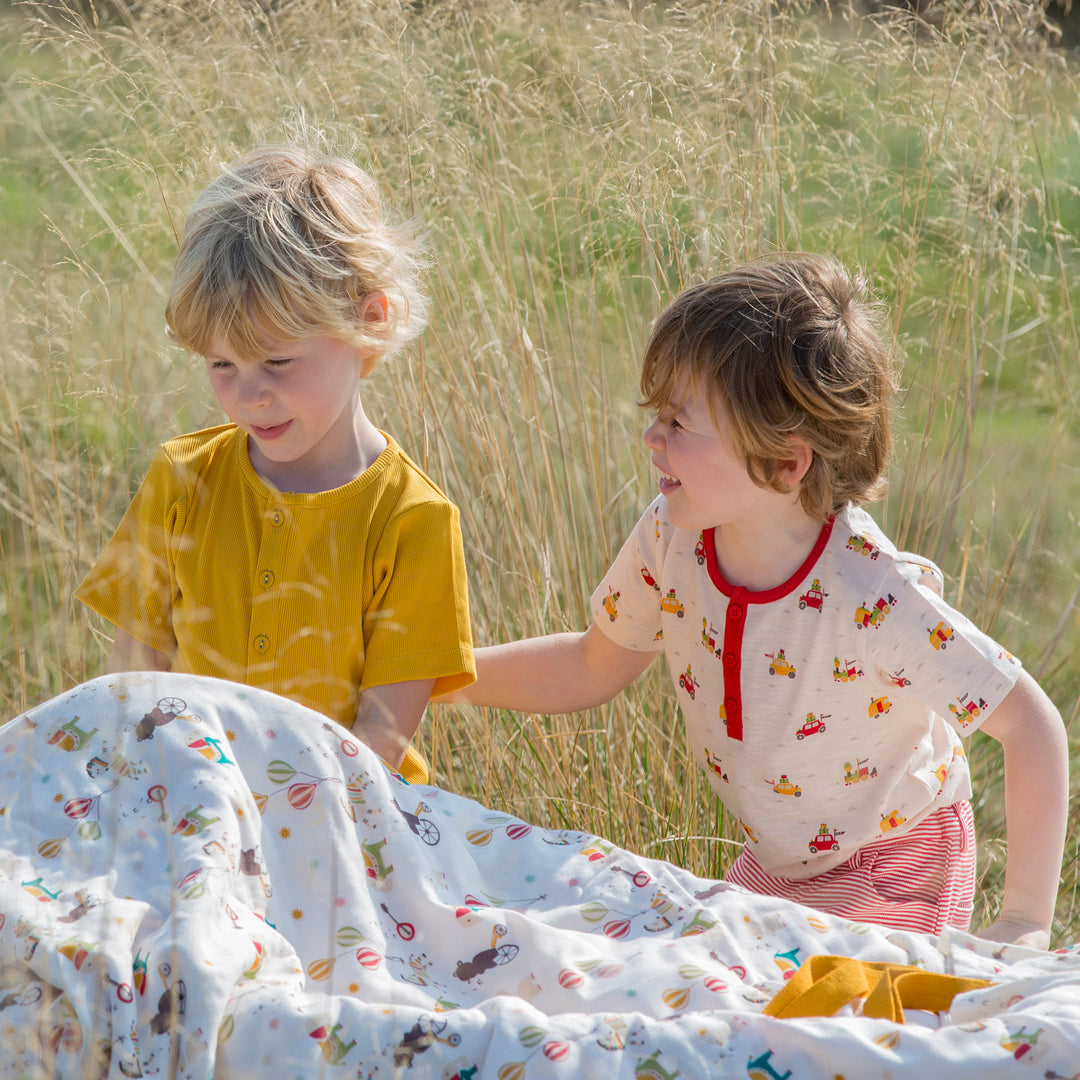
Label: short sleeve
xmin=74 ymin=447 xmax=189 ymax=656
xmin=361 ymin=498 xmax=475 ymax=696
xmin=590 ymin=500 xmax=667 ymax=651
xmin=865 ymin=555 xmax=1022 ymax=734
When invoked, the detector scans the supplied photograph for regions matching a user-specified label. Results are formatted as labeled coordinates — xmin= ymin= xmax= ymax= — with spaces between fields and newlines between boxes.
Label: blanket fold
xmin=1 ymin=672 xmax=1077 ymax=1078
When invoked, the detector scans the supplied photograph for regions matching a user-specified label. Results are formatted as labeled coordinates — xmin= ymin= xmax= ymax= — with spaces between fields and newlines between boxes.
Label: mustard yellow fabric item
xmin=763 ymin=954 xmax=993 ymax=1024
xmin=76 ymin=426 xmax=474 ymax=784
xmin=392 ymin=745 xmax=429 ymax=786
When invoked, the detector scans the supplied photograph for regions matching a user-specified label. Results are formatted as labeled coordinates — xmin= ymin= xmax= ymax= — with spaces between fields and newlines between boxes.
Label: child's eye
xmin=266 ymin=357 xmax=293 ymax=368
xmin=208 ymin=359 xmax=233 ymax=372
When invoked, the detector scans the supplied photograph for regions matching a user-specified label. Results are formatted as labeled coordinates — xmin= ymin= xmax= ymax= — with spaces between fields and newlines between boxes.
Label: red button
xmin=723 ymin=652 xmax=737 ymax=668
xmin=729 ymin=604 xmax=745 ymax=621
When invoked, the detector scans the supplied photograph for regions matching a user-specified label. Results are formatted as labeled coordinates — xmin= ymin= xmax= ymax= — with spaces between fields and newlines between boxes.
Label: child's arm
xmin=354 ymin=677 xmax=437 ymax=768
xmin=107 ymin=627 xmax=171 ymax=673
xmin=975 ymin=669 xmax=1069 ymax=949
xmin=437 ymin=623 xmax=659 ymax=713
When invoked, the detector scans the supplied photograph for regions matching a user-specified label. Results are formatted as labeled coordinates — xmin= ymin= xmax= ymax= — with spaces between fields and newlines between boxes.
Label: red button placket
xmin=721 ymin=588 xmax=749 ymax=740
xmin=702 ymin=518 xmax=835 ymax=743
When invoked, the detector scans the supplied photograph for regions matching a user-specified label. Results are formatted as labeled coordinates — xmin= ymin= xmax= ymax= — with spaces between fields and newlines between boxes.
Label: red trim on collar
xmin=703 ymin=517 xmax=835 ymax=603
xmin=703 ymin=518 xmax=834 ymax=741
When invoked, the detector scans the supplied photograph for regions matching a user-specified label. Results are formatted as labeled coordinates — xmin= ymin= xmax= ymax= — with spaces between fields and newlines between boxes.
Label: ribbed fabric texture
xmin=76 ymin=426 xmax=474 ymax=751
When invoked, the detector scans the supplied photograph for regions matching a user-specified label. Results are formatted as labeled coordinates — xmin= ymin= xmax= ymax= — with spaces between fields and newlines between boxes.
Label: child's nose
xmin=643 ymin=419 xmax=664 ymax=449
xmin=236 ymin=369 xmax=271 ymax=407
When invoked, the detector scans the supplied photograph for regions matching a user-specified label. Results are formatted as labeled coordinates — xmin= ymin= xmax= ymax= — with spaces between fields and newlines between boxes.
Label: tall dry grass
xmin=1 ymin=0 xmax=1079 ymax=939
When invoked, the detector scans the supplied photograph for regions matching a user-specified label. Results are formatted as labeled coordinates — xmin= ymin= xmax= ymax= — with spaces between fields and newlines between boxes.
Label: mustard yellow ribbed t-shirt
xmin=76 ymin=425 xmax=475 ymax=769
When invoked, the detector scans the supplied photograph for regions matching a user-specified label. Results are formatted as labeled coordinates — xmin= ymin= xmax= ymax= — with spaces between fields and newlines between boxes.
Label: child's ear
xmin=358 ymin=290 xmax=389 ymax=326
xmin=354 ymin=291 xmax=390 ymax=377
xmin=777 ymin=436 xmax=814 ymax=490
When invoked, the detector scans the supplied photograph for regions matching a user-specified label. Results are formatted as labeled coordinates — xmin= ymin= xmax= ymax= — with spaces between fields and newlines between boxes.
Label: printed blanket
xmin=1 ymin=672 xmax=1077 ymax=1078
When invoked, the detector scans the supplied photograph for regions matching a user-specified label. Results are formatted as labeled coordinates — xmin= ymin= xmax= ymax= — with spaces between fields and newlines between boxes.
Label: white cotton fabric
xmin=590 ymin=499 xmax=1021 ymax=878
xmin=1 ymin=672 xmax=1077 ymax=1079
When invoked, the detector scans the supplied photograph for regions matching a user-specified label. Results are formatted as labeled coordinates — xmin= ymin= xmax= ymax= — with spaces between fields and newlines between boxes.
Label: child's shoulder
xmin=836 ymin=503 xmax=945 ymax=594
xmin=379 ymin=433 xmax=456 ymax=508
xmin=139 ymin=425 xmax=241 ymax=495
xmin=156 ymin=424 xmax=240 ymax=469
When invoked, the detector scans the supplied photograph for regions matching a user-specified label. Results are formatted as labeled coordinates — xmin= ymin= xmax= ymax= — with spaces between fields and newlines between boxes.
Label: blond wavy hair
xmin=165 ymin=145 xmax=427 ymax=376
xmin=640 ymin=255 xmax=899 ymax=521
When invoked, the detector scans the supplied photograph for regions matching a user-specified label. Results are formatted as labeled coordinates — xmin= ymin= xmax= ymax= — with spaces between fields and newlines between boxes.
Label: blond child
xmin=77 ymin=145 xmax=475 ymax=782
xmin=441 ymin=256 xmax=1068 ymax=945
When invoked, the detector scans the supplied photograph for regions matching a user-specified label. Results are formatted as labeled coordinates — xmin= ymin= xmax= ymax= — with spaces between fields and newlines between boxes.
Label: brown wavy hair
xmin=639 ymin=255 xmax=899 ymax=520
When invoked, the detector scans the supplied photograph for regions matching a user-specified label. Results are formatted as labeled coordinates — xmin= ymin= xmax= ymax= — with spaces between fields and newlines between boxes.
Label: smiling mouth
xmin=251 ymin=421 xmax=292 ymax=441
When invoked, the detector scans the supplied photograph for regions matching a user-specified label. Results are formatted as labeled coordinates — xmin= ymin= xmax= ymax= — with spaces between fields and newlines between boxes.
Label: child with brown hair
xmin=77 ymin=144 xmax=475 ymax=782
xmin=441 ymin=255 xmax=1068 ymax=945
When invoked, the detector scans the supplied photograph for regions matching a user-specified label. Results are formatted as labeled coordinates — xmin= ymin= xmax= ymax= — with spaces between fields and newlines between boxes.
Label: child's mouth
xmin=658 ymin=471 xmax=681 ymax=493
xmin=252 ymin=421 xmax=292 ymax=441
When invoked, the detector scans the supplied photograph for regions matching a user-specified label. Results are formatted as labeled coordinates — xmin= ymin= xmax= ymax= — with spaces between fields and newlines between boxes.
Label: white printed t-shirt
xmin=590 ymin=498 xmax=1021 ymax=879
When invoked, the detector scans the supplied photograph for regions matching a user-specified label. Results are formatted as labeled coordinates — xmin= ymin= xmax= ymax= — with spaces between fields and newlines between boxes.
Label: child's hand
xmin=976 ymin=913 xmax=1050 ymax=950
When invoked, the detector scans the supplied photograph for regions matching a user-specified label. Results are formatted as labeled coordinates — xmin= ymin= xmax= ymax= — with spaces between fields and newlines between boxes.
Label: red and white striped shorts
xmin=724 ymin=801 xmax=976 ymax=935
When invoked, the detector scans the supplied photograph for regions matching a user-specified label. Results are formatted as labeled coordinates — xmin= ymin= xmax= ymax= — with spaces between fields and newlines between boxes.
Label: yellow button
xmin=269 ymin=509 xmax=285 ymax=527
xmin=260 ymin=570 xmax=275 ymax=589
xmin=254 ymin=635 xmax=270 ymax=653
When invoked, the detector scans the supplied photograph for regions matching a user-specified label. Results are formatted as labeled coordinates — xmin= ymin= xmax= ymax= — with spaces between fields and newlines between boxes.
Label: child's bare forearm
xmin=436 ymin=626 xmax=658 ymax=714
xmin=354 ymin=678 xmax=436 ymax=768
xmin=978 ymin=671 xmax=1069 ymax=946
xmin=107 ymin=627 xmax=171 ymax=673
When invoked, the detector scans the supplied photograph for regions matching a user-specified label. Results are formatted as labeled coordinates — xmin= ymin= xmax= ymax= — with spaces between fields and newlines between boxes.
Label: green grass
xmin=1 ymin=0 xmax=1078 ymax=949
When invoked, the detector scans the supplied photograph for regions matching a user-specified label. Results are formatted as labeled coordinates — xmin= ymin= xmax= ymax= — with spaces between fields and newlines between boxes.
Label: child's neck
xmin=713 ymin=509 xmax=825 ymax=593
xmin=250 ymin=406 xmax=387 ymax=494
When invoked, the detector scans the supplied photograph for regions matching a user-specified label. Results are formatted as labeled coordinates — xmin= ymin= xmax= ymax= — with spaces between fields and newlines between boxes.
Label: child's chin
xmin=663 ymin=505 xmax=699 ymax=531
